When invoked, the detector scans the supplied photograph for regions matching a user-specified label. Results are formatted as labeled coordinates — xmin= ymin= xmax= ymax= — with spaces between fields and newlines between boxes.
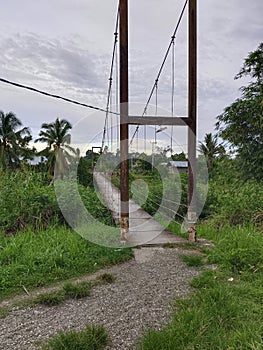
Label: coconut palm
xmin=0 ymin=111 xmax=33 ymax=170
xmin=35 ymin=118 xmax=76 ymax=178
xmin=199 ymin=133 xmax=225 ymax=169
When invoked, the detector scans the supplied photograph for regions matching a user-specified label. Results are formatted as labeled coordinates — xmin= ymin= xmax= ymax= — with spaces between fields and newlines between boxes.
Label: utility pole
xmin=119 ymin=0 xmax=129 ymax=242
xmin=187 ymin=0 xmax=197 ymax=242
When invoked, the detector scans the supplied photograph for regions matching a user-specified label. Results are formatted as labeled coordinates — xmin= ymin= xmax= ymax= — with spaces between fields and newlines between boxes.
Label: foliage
xmin=0 ymin=169 xmax=58 ymax=233
xmin=0 ymin=169 xmax=115 ymax=234
xmin=0 ymin=226 xmax=132 ymax=299
xmin=139 ymin=224 xmax=263 ymax=350
xmin=0 ymin=110 xmax=34 ymax=170
xmin=198 ymin=133 xmax=225 ymax=171
xmin=206 ymin=159 xmax=263 ymax=228
xmin=216 ymin=43 xmax=263 ymax=181
xmin=41 ymin=325 xmax=108 ymax=350
xmin=202 ymin=224 xmax=263 ymax=275
xmin=36 ymin=118 xmax=76 ymax=178
xmin=171 ymin=151 xmax=187 ymax=161
xmin=77 ymin=157 xmax=93 ymax=187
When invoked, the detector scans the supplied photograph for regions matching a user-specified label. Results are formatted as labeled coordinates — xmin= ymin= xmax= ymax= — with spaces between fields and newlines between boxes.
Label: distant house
xmin=167 ymin=161 xmax=188 ymax=174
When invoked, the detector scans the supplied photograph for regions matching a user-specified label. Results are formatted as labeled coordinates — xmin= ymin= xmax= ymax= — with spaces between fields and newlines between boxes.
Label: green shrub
xmin=0 ymin=169 xmax=115 ymax=234
xmin=0 ymin=170 xmax=59 ymax=233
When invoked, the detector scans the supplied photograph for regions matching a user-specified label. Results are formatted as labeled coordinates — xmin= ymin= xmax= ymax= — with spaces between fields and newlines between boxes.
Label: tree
xmin=0 ymin=111 xmax=33 ymax=170
xmin=171 ymin=151 xmax=187 ymax=161
xmin=216 ymin=43 xmax=263 ymax=181
xmin=35 ymin=118 xmax=75 ymax=178
xmin=198 ymin=133 xmax=225 ymax=170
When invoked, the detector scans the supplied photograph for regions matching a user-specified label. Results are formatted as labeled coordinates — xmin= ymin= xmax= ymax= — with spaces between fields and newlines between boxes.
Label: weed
xmin=41 ymin=325 xmax=108 ymax=350
xmin=0 ymin=306 xmax=9 ymax=319
xmin=96 ymin=273 xmax=116 ymax=284
xmin=63 ymin=282 xmax=91 ymax=299
xmin=181 ymin=254 xmax=204 ymax=267
xmin=35 ymin=291 xmax=65 ymax=306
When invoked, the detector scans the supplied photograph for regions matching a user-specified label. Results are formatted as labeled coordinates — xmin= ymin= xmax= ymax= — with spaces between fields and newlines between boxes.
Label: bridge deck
xmin=94 ymin=172 xmax=186 ymax=246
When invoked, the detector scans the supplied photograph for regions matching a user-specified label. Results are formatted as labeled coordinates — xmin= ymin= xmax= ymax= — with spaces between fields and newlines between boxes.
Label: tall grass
xmin=0 ymin=226 xmax=132 ymax=299
xmin=138 ymin=224 xmax=263 ymax=349
xmin=0 ymin=169 xmax=114 ymax=234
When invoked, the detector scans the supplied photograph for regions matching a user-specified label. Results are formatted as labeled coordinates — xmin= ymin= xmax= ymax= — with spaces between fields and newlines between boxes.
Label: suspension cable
xmin=170 ymin=38 xmax=175 ymax=155
xmin=130 ymin=0 xmax=188 ymax=146
xmin=101 ymin=5 xmax=120 ymax=151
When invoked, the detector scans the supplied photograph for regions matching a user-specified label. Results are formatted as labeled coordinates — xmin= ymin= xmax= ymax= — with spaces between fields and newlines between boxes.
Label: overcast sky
xmin=0 ymin=0 xmax=262 ymax=154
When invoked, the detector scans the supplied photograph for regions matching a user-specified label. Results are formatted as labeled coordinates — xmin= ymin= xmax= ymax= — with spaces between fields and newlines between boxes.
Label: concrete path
xmin=94 ymin=172 xmax=186 ymax=246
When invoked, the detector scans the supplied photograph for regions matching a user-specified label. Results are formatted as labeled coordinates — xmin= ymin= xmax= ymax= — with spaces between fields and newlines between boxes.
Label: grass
xmin=180 ymin=254 xmax=205 ymax=267
xmin=138 ymin=224 xmax=263 ymax=349
xmin=0 ymin=306 xmax=9 ymax=319
xmin=96 ymin=273 xmax=116 ymax=284
xmin=41 ymin=325 xmax=108 ymax=350
xmin=34 ymin=274 xmax=116 ymax=306
xmin=0 ymin=226 xmax=132 ymax=299
xmin=0 ymin=273 xmax=117 ymax=317
xmin=34 ymin=281 xmax=92 ymax=306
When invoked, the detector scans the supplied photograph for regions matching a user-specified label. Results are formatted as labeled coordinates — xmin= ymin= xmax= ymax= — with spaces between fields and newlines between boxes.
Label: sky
xmin=0 ymin=0 xmax=262 ymax=155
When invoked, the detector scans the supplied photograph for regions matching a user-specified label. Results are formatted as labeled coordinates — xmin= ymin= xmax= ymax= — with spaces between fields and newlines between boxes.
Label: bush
xmin=0 ymin=169 xmax=115 ymax=234
xmin=207 ymin=179 xmax=263 ymax=227
xmin=0 ymin=170 xmax=59 ymax=233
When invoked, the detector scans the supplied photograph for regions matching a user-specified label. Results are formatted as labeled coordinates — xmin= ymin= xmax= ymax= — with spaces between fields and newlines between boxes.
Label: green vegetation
xmin=41 ymin=325 xmax=108 ymax=350
xmin=0 ymin=43 xmax=262 ymax=350
xmin=0 ymin=226 xmax=131 ymax=299
xmin=0 ymin=110 xmax=34 ymax=170
xmin=216 ymin=42 xmax=263 ymax=181
xmin=34 ymin=282 xmax=92 ymax=306
xmin=138 ymin=43 xmax=263 ymax=350
xmin=35 ymin=290 xmax=65 ymax=306
xmin=180 ymin=254 xmax=204 ymax=267
xmin=35 ymin=117 xmax=76 ymax=179
xmin=138 ymin=225 xmax=263 ymax=350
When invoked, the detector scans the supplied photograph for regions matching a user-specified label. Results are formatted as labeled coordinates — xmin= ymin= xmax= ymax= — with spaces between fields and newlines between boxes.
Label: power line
xmin=130 ymin=0 xmax=188 ymax=145
xmin=0 ymin=77 xmax=119 ymax=116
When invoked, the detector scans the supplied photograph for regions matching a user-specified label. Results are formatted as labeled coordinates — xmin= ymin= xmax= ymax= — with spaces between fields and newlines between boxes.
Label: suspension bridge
xmin=0 ymin=0 xmax=198 ymax=245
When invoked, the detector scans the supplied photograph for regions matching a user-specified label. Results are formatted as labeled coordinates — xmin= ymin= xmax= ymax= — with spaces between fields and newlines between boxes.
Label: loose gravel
xmin=0 ymin=247 xmax=201 ymax=350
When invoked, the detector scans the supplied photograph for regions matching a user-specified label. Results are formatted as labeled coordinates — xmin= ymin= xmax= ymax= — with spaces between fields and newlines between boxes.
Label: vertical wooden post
xmin=187 ymin=0 xmax=197 ymax=242
xmin=119 ymin=0 xmax=129 ymax=242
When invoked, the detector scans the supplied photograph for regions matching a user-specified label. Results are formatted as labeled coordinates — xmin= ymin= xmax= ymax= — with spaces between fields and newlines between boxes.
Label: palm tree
xmin=0 ymin=111 xmax=33 ymax=170
xmin=35 ymin=118 xmax=75 ymax=178
xmin=199 ymin=133 xmax=225 ymax=169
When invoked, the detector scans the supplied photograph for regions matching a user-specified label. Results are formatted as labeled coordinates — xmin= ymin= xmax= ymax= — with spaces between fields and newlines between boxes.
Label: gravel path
xmin=0 ymin=247 xmax=201 ymax=350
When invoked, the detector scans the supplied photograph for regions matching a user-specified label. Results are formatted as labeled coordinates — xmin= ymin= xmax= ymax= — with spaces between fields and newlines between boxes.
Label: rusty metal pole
xmin=187 ymin=0 xmax=197 ymax=242
xmin=119 ymin=0 xmax=129 ymax=242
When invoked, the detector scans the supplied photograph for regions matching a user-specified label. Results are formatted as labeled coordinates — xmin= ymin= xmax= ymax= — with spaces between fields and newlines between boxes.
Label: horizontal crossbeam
xmin=125 ymin=116 xmax=191 ymax=126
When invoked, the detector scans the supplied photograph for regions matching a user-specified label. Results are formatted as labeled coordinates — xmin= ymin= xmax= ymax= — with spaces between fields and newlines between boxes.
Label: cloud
xmin=0 ymin=33 xmax=110 ymax=95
